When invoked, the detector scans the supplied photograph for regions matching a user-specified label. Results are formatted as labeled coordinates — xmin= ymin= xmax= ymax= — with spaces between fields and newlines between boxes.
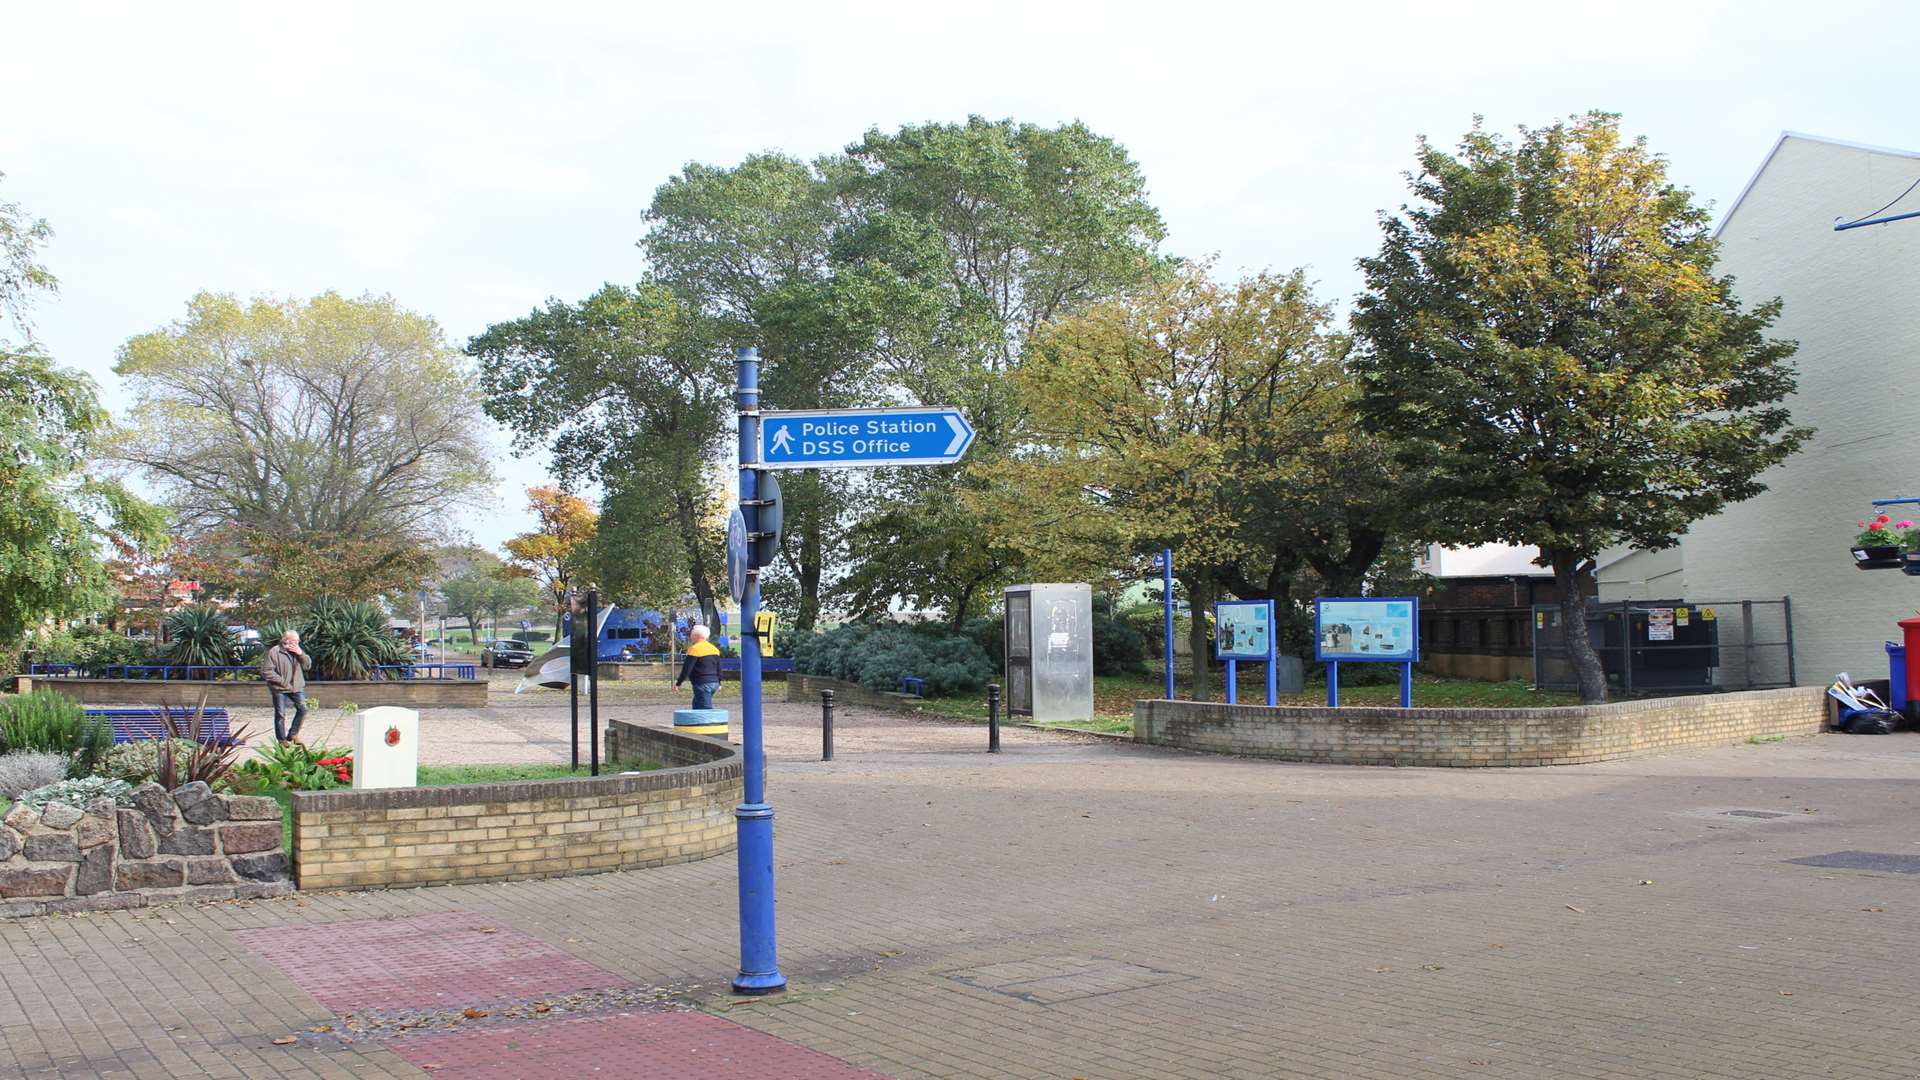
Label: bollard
xmin=987 ymin=683 xmax=1001 ymax=753
xmin=821 ymin=689 xmax=835 ymax=761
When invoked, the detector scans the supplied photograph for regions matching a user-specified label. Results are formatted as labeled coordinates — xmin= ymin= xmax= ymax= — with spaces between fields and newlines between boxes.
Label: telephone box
xmin=1003 ymin=583 xmax=1093 ymax=723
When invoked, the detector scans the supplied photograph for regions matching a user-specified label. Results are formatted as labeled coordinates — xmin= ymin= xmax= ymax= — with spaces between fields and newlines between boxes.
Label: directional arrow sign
xmin=759 ymin=407 xmax=975 ymax=470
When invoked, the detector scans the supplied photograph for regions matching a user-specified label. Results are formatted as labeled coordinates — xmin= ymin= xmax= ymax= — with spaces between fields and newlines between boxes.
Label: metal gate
xmin=1532 ymin=598 xmax=1795 ymax=695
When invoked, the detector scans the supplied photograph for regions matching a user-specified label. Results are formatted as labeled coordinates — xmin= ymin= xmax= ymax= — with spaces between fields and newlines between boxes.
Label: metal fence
xmin=27 ymin=662 xmax=478 ymax=681
xmin=1532 ymin=598 xmax=1795 ymax=695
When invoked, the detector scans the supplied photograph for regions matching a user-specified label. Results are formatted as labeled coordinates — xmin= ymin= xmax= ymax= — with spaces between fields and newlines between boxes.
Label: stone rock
xmin=117 ymin=810 xmax=156 ymax=859
xmin=218 ymin=822 xmax=282 ymax=856
xmin=113 ymin=858 xmax=184 ymax=891
xmin=72 ymin=813 xmax=115 ymax=849
xmin=185 ymin=857 xmax=234 ymax=885
xmin=2 ymin=804 xmax=37 ymax=833
xmin=39 ymin=803 xmax=83 ymax=830
xmin=156 ymin=827 xmax=214 ymax=856
xmin=0 ymin=866 xmax=71 ymax=898
xmin=171 ymin=781 xmax=214 ymax=810
xmin=83 ymin=797 xmax=117 ymax=819
xmin=23 ymin=832 xmax=80 ymax=862
xmin=180 ymin=796 xmax=227 ymax=826
xmin=230 ymin=851 xmax=290 ymax=882
xmin=74 ymin=846 xmax=114 ymax=896
xmin=0 ymin=827 xmax=17 ymax=861
xmin=132 ymin=784 xmax=178 ymax=835
xmin=224 ymin=795 xmax=282 ymax=821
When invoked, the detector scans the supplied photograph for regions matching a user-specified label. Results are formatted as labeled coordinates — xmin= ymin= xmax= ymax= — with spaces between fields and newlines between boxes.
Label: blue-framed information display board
xmin=1313 ymin=597 xmax=1419 ymax=707
xmin=1214 ymin=599 xmax=1278 ymax=705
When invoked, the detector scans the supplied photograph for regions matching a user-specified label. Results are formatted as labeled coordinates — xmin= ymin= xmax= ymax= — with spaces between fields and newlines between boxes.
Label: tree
xmin=472 ymin=286 xmax=729 ymax=625
xmin=988 ymin=261 xmax=1360 ymax=697
xmin=0 ymin=174 xmax=167 ymax=649
xmin=440 ymin=551 xmax=542 ymax=641
xmin=1351 ymin=113 xmax=1809 ymax=702
xmin=110 ymin=290 xmax=494 ymax=601
xmin=501 ymin=486 xmax=599 ymax=632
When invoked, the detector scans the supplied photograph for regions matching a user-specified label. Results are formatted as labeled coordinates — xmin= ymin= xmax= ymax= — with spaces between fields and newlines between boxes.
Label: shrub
xmin=1090 ymin=596 xmax=1146 ymax=674
xmin=0 ymin=690 xmax=114 ymax=777
xmin=17 ymin=775 xmax=135 ymax=810
xmin=237 ymin=740 xmax=351 ymax=791
xmin=287 ymin=598 xmax=409 ymax=680
xmin=0 ymin=751 xmax=70 ymax=800
xmin=162 ymin=606 xmax=237 ymax=668
xmin=151 ymin=703 xmax=252 ymax=790
xmin=97 ymin=739 xmax=204 ymax=786
xmin=792 ymin=622 xmax=992 ymax=697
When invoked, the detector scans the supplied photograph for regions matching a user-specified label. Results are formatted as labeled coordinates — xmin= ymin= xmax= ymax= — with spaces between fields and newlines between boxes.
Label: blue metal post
xmin=1327 ymin=660 xmax=1339 ymax=708
xmin=1399 ymin=661 xmax=1412 ymax=708
xmin=1225 ymin=659 xmax=1237 ymax=704
xmin=1266 ymin=602 xmax=1277 ymax=706
xmin=1161 ymin=549 xmax=1175 ymax=700
xmin=733 ymin=347 xmax=786 ymax=996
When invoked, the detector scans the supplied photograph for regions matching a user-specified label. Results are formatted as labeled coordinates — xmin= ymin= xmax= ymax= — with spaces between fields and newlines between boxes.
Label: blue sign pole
xmin=1225 ymin=659 xmax=1237 ymax=704
xmin=1161 ymin=549 xmax=1175 ymax=700
xmin=732 ymin=347 xmax=785 ymax=996
xmin=1266 ymin=617 xmax=1278 ymax=707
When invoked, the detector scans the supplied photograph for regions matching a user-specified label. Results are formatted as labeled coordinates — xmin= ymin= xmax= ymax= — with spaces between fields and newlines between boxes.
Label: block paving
xmin=0 ymin=678 xmax=1917 ymax=1078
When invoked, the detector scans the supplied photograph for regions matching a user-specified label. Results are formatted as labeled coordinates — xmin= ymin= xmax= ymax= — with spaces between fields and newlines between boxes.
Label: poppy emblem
xmin=385 ymin=725 xmax=402 ymax=747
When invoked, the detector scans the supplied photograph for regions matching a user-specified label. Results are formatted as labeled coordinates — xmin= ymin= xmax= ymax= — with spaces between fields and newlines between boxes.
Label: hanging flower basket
xmin=1854 ymin=546 xmax=1904 ymax=569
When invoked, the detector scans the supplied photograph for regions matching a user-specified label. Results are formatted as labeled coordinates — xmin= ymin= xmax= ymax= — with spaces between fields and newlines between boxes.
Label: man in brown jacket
xmin=260 ymin=630 xmax=312 ymax=743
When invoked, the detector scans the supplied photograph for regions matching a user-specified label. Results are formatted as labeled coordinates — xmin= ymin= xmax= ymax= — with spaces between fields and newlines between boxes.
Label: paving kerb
xmin=1 ymin=678 xmax=1917 ymax=1078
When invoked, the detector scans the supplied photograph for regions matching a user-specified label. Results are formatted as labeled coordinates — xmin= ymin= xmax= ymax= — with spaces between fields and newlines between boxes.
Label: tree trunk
xmin=1549 ymin=550 xmax=1608 ymax=704
xmin=1185 ymin=576 xmax=1211 ymax=700
xmin=675 ymin=491 xmax=719 ymax=628
xmin=795 ymin=514 xmax=823 ymax=633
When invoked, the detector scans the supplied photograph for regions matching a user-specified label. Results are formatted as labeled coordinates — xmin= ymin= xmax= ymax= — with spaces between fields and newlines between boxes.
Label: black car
xmin=480 ymin=639 xmax=535 ymax=669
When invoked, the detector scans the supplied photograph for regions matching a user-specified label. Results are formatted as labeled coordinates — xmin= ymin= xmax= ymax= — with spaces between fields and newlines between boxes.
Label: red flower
xmin=1878 ymin=514 xmax=1891 ymax=523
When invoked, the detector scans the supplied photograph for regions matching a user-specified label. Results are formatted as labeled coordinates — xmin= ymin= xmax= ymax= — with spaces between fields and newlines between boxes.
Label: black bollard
xmin=587 ymin=589 xmax=601 ymax=777
xmin=987 ymin=682 xmax=1001 ymax=753
xmin=821 ymin=689 xmax=835 ymax=761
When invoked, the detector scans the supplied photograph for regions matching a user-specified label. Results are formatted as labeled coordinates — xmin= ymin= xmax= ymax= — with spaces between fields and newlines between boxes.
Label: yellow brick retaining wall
xmin=291 ymin=723 xmax=740 ymax=890
xmin=1134 ymin=686 xmax=1828 ymax=767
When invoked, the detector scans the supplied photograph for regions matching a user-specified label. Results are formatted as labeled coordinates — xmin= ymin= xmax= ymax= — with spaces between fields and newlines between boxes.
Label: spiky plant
xmin=298 ymin=597 xmax=406 ymax=680
xmin=163 ymin=605 xmax=237 ymax=669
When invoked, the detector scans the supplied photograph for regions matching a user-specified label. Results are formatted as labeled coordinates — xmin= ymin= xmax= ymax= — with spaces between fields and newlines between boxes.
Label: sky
xmin=6 ymin=0 xmax=1917 ymax=553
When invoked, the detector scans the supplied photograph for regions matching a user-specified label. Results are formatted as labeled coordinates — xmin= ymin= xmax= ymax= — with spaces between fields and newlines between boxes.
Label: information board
xmin=1214 ymin=600 xmax=1274 ymax=661
xmin=1314 ymin=597 xmax=1418 ymax=662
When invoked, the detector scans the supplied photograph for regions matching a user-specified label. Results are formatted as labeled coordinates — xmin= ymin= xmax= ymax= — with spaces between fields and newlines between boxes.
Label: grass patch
xmin=1746 ymin=734 xmax=1786 ymax=745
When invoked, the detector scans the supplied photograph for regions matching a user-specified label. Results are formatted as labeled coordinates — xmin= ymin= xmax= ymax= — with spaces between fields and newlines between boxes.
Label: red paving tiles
xmin=386 ymin=1009 xmax=893 ymax=1079
xmin=233 ymin=911 xmax=630 ymax=1012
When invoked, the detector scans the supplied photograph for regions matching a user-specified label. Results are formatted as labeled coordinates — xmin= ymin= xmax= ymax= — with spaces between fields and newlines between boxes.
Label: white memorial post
xmin=353 ymin=705 xmax=420 ymax=789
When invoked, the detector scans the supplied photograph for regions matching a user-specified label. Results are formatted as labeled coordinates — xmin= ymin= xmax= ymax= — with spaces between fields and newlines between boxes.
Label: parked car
xmin=480 ymin=639 xmax=534 ymax=669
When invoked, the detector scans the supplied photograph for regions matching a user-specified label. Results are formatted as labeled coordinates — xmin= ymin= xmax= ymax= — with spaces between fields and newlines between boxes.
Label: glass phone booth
xmin=1002 ymin=583 xmax=1093 ymax=723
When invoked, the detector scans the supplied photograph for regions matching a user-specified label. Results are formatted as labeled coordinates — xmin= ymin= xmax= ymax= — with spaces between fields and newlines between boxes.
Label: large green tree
xmin=470 ymin=284 xmax=732 ymax=625
xmin=1351 ymin=113 xmax=1809 ymax=702
xmin=111 ymin=291 xmax=494 ymax=605
xmin=0 ymin=173 xmax=166 ymax=648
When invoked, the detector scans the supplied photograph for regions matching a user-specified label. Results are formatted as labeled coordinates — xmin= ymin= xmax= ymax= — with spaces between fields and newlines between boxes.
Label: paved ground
xmin=5 ymin=677 xmax=1920 ymax=1078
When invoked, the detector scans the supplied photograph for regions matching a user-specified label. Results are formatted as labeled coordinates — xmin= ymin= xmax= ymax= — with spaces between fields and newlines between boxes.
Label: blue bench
xmin=83 ymin=708 xmax=237 ymax=746
xmin=898 ymin=676 xmax=926 ymax=697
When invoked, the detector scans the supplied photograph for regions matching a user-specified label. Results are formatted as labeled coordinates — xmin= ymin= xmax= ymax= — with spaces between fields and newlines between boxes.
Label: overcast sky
xmin=6 ymin=0 xmax=1916 ymax=552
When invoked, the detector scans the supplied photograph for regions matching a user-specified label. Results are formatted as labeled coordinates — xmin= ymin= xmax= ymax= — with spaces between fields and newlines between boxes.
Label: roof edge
xmin=1714 ymin=130 xmax=1920 ymax=239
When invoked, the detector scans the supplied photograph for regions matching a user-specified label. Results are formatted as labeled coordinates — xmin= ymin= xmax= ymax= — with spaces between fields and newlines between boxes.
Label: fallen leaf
xmin=1778 ymin=990 xmax=1793 ymax=996
xmin=1422 ymin=964 xmax=1445 ymax=971
xmin=1566 ymin=905 xmax=1585 ymax=913
xmin=1373 ymin=965 xmax=1393 ymax=973
xmin=271 ymin=1036 xmax=297 ymax=1046
xmin=462 ymin=1007 xmax=489 ymax=1019
xmin=533 ymin=1003 xmax=552 ymax=1013
xmin=1864 ymin=907 xmax=1886 ymax=913
xmin=1639 ymin=880 xmax=1654 ymax=886
xmin=309 ymin=1024 xmax=333 ymax=1033
xmin=1488 ymin=943 xmax=1505 ymax=949
xmin=479 ymin=928 xmax=499 ymax=935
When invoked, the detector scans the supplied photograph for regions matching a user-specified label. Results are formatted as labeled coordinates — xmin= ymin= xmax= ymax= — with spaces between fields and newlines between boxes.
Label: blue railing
xmin=30 ymin=662 xmax=477 ymax=681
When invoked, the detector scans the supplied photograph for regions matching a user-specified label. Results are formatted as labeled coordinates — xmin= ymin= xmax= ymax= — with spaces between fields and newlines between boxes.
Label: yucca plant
xmin=154 ymin=696 xmax=252 ymax=790
xmin=163 ymin=605 xmax=237 ymax=669
xmin=298 ymin=597 xmax=406 ymax=680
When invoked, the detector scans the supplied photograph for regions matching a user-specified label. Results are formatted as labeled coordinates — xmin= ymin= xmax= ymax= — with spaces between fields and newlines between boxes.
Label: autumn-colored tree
xmin=1352 ymin=113 xmax=1808 ymax=703
xmin=503 ymin=487 xmax=598 ymax=632
xmin=986 ymin=261 xmax=1391 ymax=697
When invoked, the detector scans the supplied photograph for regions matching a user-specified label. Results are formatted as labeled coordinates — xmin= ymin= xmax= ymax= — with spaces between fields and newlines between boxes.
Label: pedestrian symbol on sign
xmin=768 ymin=426 xmax=795 ymax=456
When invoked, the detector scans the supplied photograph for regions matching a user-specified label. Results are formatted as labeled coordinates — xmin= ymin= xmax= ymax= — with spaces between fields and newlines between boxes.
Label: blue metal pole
xmin=1836 ymin=209 xmax=1920 ymax=231
xmin=1400 ymin=661 xmax=1412 ymax=708
xmin=1161 ymin=550 xmax=1176 ymax=700
xmin=1225 ymin=658 xmax=1237 ymax=704
xmin=732 ymin=346 xmax=786 ymax=996
xmin=1327 ymin=660 xmax=1339 ymax=708
xmin=1265 ymin=601 xmax=1277 ymax=706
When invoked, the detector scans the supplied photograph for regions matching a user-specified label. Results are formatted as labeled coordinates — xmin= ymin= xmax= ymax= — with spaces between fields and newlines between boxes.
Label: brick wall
xmin=19 ymin=676 xmax=487 ymax=708
xmin=1 ymin=782 xmax=293 ymax=918
xmin=1134 ymin=686 xmax=1828 ymax=767
xmin=786 ymin=673 xmax=927 ymax=712
xmin=291 ymin=723 xmax=741 ymax=891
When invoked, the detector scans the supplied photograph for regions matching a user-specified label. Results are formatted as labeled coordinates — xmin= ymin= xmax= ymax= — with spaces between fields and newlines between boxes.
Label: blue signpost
xmin=1158 ymin=549 xmax=1175 ymax=700
xmin=728 ymin=358 xmax=976 ymax=996
xmin=1314 ymin=597 xmax=1419 ymax=708
xmin=1214 ymin=599 xmax=1278 ymax=706
xmin=760 ymin=407 xmax=974 ymax=470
